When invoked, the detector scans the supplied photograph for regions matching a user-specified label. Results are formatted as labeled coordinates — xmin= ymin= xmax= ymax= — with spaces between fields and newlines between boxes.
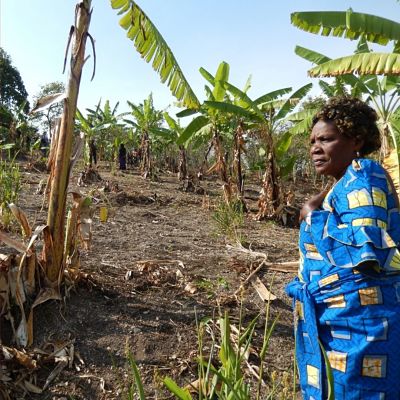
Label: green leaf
xmin=258 ymin=147 xmax=266 ymax=157
xmin=291 ymin=11 xmax=400 ymax=45
xmin=163 ymin=112 xmax=180 ymax=132
xmin=274 ymin=83 xmax=313 ymax=121
xmin=203 ymin=101 xmax=255 ymax=119
xmin=163 ymin=377 xmax=192 ymax=400
xmin=254 ymin=88 xmax=292 ymax=106
xmin=295 ymin=45 xmax=331 ymax=65
xmin=199 ymin=67 xmax=215 ymax=86
xmin=177 ymin=116 xmax=209 ymax=145
xmin=279 ymin=156 xmax=296 ymax=178
xmin=223 ymin=82 xmax=264 ymax=119
xmin=110 ymin=0 xmax=127 ymax=10
xmin=276 ymin=131 xmax=293 ymax=158
xmin=212 ymin=61 xmax=230 ymax=102
xmin=111 ymin=1 xmax=200 ymax=109
xmin=319 ymin=339 xmax=335 ymax=400
xmin=176 ymin=108 xmax=198 ymax=118
xmin=309 ymin=53 xmax=400 ymax=77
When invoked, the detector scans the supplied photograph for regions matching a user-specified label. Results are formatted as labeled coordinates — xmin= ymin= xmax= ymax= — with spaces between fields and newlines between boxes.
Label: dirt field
xmin=4 ymin=162 xmax=306 ymax=399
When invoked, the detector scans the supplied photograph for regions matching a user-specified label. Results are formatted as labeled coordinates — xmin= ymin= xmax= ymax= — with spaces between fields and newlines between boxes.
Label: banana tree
xmin=292 ymin=9 xmax=400 ymax=193
xmin=126 ymin=94 xmax=164 ymax=179
xmin=84 ymin=99 xmax=129 ymax=162
xmin=161 ymin=112 xmax=188 ymax=180
xmin=177 ymin=61 xmax=249 ymax=204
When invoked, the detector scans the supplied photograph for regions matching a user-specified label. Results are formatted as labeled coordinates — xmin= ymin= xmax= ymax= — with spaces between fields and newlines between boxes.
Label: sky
xmin=1 ymin=0 xmax=399 ymax=118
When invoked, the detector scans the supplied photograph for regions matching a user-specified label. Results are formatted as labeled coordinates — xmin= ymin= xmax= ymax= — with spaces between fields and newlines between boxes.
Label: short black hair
xmin=312 ymin=96 xmax=381 ymax=156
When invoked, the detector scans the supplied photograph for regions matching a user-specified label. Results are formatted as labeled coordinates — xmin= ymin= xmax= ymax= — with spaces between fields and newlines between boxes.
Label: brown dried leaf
xmin=251 ymin=276 xmax=276 ymax=301
xmin=0 ymin=231 xmax=31 ymax=255
xmin=24 ymin=380 xmax=43 ymax=394
xmin=1 ymin=345 xmax=37 ymax=369
xmin=9 ymin=203 xmax=32 ymax=238
xmin=184 ymin=282 xmax=197 ymax=294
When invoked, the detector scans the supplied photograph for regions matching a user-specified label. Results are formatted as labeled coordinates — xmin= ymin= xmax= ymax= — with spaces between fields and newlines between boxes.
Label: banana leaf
xmin=111 ymin=0 xmax=200 ymax=109
xmin=291 ymin=10 xmax=400 ymax=45
xmin=309 ymin=53 xmax=400 ymax=77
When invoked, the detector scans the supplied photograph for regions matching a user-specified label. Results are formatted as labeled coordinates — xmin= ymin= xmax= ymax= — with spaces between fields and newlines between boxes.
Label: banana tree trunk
xmin=257 ymin=129 xmax=281 ymax=219
xmin=213 ymin=130 xmax=232 ymax=204
xmin=233 ymin=121 xmax=246 ymax=208
xmin=178 ymin=145 xmax=187 ymax=181
xmin=46 ymin=0 xmax=92 ymax=282
xmin=140 ymin=130 xmax=152 ymax=179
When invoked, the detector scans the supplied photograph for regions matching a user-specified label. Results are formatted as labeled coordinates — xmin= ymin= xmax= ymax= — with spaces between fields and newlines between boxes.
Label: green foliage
xmin=122 ymin=303 xmax=296 ymax=400
xmin=0 ymin=48 xmax=29 ymax=112
xmin=0 ymin=157 xmax=21 ymax=229
xmin=212 ymin=200 xmax=245 ymax=244
xmin=292 ymin=10 xmax=400 ymax=75
xmin=110 ymin=0 xmax=200 ymax=109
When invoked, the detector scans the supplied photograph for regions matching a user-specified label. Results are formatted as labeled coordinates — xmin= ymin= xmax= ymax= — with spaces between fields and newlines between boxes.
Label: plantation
xmin=1 ymin=1 xmax=400 ymax=399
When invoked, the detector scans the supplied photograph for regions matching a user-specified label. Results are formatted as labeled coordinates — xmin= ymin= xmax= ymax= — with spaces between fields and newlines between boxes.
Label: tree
xmin=0 ymin=48 xmax=29 ymax=113
xmin=127 ymin=94 xmax=164 ymax=178
xmin=32 ymin=81 xmax=65 ymax=137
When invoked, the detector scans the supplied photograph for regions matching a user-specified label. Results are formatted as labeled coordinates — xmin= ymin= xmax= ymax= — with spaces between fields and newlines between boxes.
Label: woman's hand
xmin=299 ymin=190 xmax=329 ymax=222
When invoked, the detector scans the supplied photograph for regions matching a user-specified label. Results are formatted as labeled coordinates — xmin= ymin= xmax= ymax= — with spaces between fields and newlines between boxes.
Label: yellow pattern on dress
xmin=327 ymin=351 xmax=347 ymax=373
xmin=359 ymin=287 xmax=382 ymax=305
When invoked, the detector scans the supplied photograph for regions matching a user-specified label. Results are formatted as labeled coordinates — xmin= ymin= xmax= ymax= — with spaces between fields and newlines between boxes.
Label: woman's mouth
xmin=313 ymin=159 xmax=326 ymax=167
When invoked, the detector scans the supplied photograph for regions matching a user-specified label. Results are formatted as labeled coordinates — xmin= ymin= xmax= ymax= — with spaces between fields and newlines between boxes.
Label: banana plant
xmin=178 ymin=60 xmax=312 ymax=215
xmin=292 ymin=9 xmax=400 ymax=193
xmin=177 ymin=61 xmax=254 ymax=205
xmin=126 ymin=94 xmax=164 ymax=179
xmin=160 ymin=112 xmax=188 ymax=180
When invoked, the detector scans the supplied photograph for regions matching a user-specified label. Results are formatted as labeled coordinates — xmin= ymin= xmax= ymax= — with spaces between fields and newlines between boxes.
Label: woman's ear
xmin=354 ymin=135 xmax=364 ymax=152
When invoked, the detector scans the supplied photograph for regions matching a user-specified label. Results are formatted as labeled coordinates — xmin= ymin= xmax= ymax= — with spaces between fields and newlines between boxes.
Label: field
xmin=2 ymin=161 xmax=306 ymax=399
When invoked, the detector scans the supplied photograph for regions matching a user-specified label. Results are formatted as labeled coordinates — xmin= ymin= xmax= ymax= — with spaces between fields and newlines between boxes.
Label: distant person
xmin=40 ymin=134 xmax=49 ymax=156
xmin=89 ymin=139 xmax=97 ymax=167
xmin=118 ymin=143 xmax=127 ymax=170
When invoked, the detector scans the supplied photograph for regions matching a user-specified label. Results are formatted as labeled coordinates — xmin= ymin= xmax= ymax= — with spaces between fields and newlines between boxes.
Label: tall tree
xmin=0 ymin=48 xmax=29 ymax=112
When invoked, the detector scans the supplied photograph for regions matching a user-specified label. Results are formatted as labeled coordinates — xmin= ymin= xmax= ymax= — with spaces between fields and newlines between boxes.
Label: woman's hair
xmin=311 ymin=96 xmax=381 ymax=155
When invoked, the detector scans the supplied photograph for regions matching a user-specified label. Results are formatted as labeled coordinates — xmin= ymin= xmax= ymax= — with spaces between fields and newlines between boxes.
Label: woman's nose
xmin=310 ymin=143 xmax=322 ymax=155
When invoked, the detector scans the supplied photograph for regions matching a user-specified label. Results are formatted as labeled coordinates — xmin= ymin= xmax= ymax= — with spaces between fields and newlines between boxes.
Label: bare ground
xmin=3 ymin=162 xmax=308 ymax=399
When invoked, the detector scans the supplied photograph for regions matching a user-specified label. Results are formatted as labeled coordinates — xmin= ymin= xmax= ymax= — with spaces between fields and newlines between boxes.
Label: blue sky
xmin=1 ymin=1 xmax=398 ymax=116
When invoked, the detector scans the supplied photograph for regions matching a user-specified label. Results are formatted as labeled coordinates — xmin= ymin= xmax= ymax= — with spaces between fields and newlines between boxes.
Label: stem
xmin=46 ymin=0 xmax=92 ymax=282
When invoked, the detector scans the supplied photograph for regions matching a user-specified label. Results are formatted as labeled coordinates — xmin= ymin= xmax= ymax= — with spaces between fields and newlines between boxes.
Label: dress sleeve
xmin=308 ymin=161 xmax=400 ymax=270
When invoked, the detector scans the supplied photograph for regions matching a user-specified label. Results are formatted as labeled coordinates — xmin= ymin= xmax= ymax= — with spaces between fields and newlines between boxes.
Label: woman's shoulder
xmin=348 ymin=158 xmax=385 ymax=175
xmin=330 ymin=159 xmax=388 ymax=203
xmin=343 ymin=158 xmax=387 ymax=186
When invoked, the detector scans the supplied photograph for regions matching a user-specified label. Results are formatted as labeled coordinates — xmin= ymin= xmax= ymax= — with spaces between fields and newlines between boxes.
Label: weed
xmin=0 ymin=158 xmax=21 ymax=229
xmin=121 ymin=285 xmax=298 ymax=399
xmin=212 ymin=200 xmax=246 ymax=245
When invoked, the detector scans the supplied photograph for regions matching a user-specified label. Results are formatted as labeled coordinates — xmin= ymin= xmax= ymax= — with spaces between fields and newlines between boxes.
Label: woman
xmin=286 ymin=96 xmax=400 ymax=399
xmin=119 ymin=143 xmax=127 ymax=170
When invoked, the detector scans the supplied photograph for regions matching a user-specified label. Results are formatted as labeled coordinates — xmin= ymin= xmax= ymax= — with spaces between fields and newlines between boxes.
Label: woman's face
xmin=310 ymin=120 xmax=362 ymax=180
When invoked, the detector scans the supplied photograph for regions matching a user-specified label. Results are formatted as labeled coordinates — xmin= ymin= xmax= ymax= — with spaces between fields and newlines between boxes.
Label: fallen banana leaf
xmin=1 ymin=345 xmax=37 ymax=369
xmin=24 ymin=380 xmax=42 ymax=394
xmin=0 ymin=231 xmax=32 ymax=255
xmin=9 ymin=204 xmax=32 ymax=238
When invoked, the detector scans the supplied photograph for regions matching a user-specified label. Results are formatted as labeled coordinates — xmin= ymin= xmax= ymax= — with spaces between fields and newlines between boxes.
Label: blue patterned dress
xmin=286 ymin=159 xmax=400 ymax=400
